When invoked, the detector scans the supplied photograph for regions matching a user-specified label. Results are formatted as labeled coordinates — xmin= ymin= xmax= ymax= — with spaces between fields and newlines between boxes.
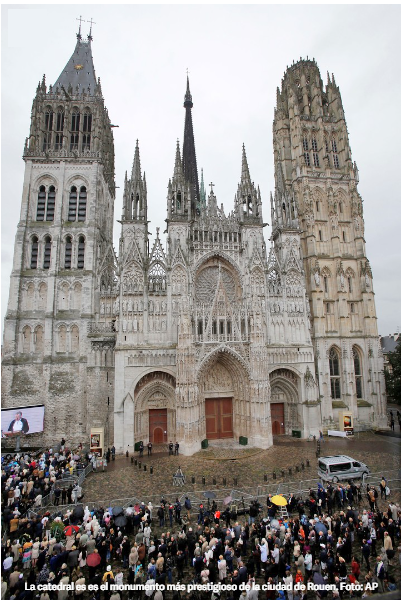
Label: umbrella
xmin=64 ymin=525 xmax=79 ymax=536
xmin=125 ymin=506 xmax=134 ymax=515
xmin=112 ymin=506 xmax=124 ymax=516
xmin=114 ymin=515 xmax=127 ymax=528
xmin=73 ymin=454 xmax=80 ymax=460
xmin=270 ymin=495 xmax=288 ymax=507
xmin=270 ymin=518 xmax=281 ymax=531
xmin=203 ymin=491 xmax=216 ymax=499
xmin=86 ymin=552 xmax=101 ymax=567
xmin=314 ymin=522 xmax=328 ymax=535
xmin=223 ymin=496 xmax=233 ymax=506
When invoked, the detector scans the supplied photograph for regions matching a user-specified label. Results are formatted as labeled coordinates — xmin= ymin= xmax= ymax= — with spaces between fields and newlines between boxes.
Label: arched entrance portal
xmin=198 ymin=348 xmax=250 ymax=442
xmin=133 ymin=371 xmax=176 ymax=445
xmin=269 ymin=369 xmax=300 ymax=435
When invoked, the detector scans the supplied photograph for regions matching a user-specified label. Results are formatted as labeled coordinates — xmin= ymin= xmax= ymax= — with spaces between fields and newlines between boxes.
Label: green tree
xmin=384 ymin=340 xmax=401 ymax=404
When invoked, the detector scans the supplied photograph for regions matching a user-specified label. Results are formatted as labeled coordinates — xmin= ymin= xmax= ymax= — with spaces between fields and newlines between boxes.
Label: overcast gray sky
xmin=1 ymin=4 xmax=401 ymax=336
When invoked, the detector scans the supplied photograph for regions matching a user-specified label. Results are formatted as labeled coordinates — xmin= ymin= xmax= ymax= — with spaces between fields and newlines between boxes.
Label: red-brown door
xmin=149 ymin=409 xmax=167 ymax=443
xmin=271 ymin=403 xmax=285 ymax=435
xmin=205 ymin=398 xmax=233 ymax=439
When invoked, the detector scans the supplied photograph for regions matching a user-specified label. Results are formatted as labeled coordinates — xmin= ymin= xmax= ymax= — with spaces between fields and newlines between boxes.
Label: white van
xmin=318 ymin=455 xmax=369 ymax=483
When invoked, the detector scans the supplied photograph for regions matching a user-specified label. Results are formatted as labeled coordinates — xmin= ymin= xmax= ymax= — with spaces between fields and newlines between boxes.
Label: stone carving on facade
xmin=203 ymin=362 xmax=233 ymax=391
xmin=313 ymin=261 xmax=321 ymax=286
xmin=330 ymin=213 xmax=338 ymax=230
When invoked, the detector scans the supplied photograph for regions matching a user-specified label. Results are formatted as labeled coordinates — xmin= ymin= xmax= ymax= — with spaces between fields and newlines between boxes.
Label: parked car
xmin=318 ymin=455 xmax=369 ymax=483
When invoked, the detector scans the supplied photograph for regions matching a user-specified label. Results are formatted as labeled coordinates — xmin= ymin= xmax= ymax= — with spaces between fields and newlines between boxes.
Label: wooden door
xmin=149 ymin=409 xmax=167 ymax=443
xmin=205 ymin=398 xmax=233 ymax=439
xmin=271 ymin=403 xmax=285 ymax=435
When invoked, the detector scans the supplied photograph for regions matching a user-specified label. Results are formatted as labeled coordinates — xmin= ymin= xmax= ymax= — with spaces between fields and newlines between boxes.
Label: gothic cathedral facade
xmin=2 ymin=34 xmax=387 ymax=454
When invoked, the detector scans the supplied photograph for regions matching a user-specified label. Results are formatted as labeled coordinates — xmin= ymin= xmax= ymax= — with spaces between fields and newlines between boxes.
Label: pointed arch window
xmin=22 ymin=326 xmax=31 ymax=354
xmin=37 ymin=185 xmax=55 ymax=221
xmin=35 ymin=325 xmax=44 ymax=354
xmin=77 ymin=236 xmax=85 ymax=269
xmin=43 ymin=107 xmax=53 ymax=151
xmin=82 ymin=110 xmax=92 ymax=151
xmin=68 ymin=186 xmax=78 ymax=221
xmin=78 ymin=186 xmax=87 ymax=221
xmin=70 ymin=109 xmax=80 ymax=151
xmin=331 ymin=137 xmax=339 ymax=168
xmin=312 ymin=136 xmax=320 ymax=167
xmin=46 ymin=186 xmax=55 ymax=221
xmin=329 ymin=347 xmax=341 ymax=399
xmin=353 ymin=348 xmax=363 ymax=399
xmin=55 ymin=107 xmax=64 ymax=150
xmin=65 ymin=236 xmax=72 ymax=269
xmin=36 ymin=186 xmax=46 ymax=220
xmin=31 ymin=236 xmax=39 ymax=269
xmin=303 ymin=136 xmax=310 ymax=166
xmin=43 ymin=236 xmax=52 ymax=269
xmin=58 ymin=325 xmax=67 ymax=353
xmin=38 ymin=283 xmax=47 ymax=310
xmin=348 ymin=276 xmax=352 ymax=293
xmin=71 ymin=325 xmax=79 ymax=352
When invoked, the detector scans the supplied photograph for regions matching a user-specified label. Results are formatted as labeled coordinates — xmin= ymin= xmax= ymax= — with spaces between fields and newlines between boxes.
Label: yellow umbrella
xmin=270 ymin=495 xmax=288 ymax=506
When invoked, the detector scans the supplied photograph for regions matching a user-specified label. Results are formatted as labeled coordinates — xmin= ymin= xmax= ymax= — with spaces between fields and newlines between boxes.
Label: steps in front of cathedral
xmin=195 ymin=439 xmax=263 ymax=460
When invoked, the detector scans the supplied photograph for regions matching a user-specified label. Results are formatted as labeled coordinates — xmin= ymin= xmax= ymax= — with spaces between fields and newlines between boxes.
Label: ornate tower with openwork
xmin=273 ymin=58 xmax=387 ymax=430
xmin=2 ymin=28 xmax=116 ymax=446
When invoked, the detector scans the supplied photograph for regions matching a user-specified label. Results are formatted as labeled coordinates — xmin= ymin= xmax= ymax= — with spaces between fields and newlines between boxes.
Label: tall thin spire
xmin=182 ymin=76 xmax=200 ymax=216
xmin=241 ymin=143 xmax=252 ymax=185
xmin=200 ymin=168 xmax=206 ymax=207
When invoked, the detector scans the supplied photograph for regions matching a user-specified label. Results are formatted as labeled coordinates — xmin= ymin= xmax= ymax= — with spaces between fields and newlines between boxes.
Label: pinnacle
xmin=131 ymin=139 xmax=142 ymax=181
xmin=241 ymin=144 xmax=251 ymax=184
xmin=173 ymin=140 xmax=183 ymax=180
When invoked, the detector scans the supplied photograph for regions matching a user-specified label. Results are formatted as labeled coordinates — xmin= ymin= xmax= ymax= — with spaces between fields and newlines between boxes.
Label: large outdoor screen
xmin=1 ymin=405 xmax=45 ymax=437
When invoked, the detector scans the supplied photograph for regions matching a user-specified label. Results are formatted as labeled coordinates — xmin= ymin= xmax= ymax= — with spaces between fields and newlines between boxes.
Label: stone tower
xmin=273 ymin=58 xmax=386 ymax=429
xmin=2 ymin=28 xmax=116 ymax=445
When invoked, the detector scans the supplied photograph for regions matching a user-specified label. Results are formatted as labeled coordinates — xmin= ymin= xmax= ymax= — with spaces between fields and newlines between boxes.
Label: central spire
xmin=182 ymin=76 xmax=200 ymax=216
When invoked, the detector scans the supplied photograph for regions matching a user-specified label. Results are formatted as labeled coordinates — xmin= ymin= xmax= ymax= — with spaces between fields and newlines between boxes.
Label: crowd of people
xmin=1 ymin=444 xmax=401 ymax=600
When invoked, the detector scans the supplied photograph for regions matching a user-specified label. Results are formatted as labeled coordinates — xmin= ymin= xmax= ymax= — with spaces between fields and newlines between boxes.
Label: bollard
xmin=223 ymin=477 xmax=226 ymax=486
xmin=150 ymin=466 xmax=153 ymax=474
xmin=273 ymin=471 xmax=276 ymax=480
xmin=288 ymin=468 xmax=292 ymax=476
xmin=131 ymin=456 xmax=134 ymax=464
xmin=202 ymin=476 xmax=206 ymax=485
xmin=191 ymin=476 xmax=195 ymax=484
xmin=281 ymin=469 xmax=285 ymax=478
xmin=138 ymin=462 xmax=142 ymax=469
xmin=144 ymin=465 xmax=147 ymax=472
xmin=301 ymin=462 xmax=305 ymax=470
xmin=234 ymin=478 xmax=238 ymax=486
xmin=306 ymin=459 xmax=310 ymax=467
xmin=126 ymin=450 xmax=129 ymax=458
xmin=213 ymin=478 xmax=216 ymax=485
xmin=264 ymin=474 xmax=268 ymax=482
xmin=295 ymin=465 xmax=299 ymax=472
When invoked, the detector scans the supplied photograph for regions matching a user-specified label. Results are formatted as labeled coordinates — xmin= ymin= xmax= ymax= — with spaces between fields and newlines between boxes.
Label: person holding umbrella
xmin=86 ymin=548 xmax=101 ymax=578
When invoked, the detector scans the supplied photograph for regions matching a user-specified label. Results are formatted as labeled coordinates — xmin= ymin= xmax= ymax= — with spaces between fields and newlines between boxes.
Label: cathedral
xmin=2 ymin=30 xmax=387 ymax=455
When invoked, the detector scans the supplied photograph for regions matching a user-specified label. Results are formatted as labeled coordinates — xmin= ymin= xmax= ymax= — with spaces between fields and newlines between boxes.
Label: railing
xmin=22 ymin=463 xmax=94 ymax=518
xmin=87 ymin=322 xmax=115 ymax=334
xmin=22 ymin=468 xmax=402 ymax=522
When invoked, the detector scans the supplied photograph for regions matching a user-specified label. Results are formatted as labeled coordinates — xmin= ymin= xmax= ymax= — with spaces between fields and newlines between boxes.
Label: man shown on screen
xmin=8 ymin=411 xmax=29 ymax=434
